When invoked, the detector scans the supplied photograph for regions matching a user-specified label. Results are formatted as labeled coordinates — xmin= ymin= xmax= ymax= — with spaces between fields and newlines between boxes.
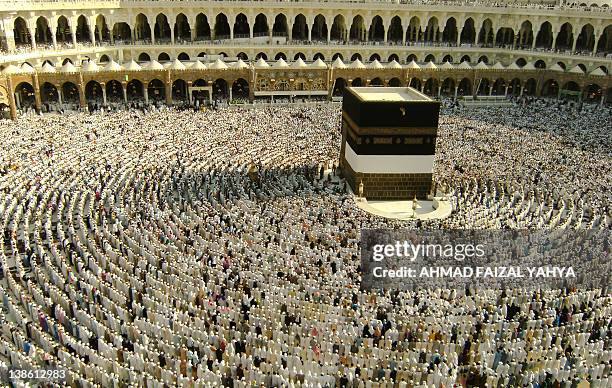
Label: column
xmin=420 ymin=82 xmax=424 ymax=92
xmin=57 ymin=86 xmax=63 ymax=106
xmin=531 ymin=36 xmax=536 ymax=49
xmin=29 ymin=26 xmax=36 ymax=50
xmin=592 ymin=32 xmax=601 ymax=55
xmin=165 ymin=81 xmax=172 ymax=104
xmin=70 ymin=23 xmax=77 ymax=46
xmin=327 ymin=29 xmax=331 ymax=43
xmin=571 ymin=38 xmax=577 ymax=53
xmin=437 ymin=85 xmax=441 ymax=97
xmin=288 ymin=26 xmax=292 ymax=42
xmin=191 ymin=25 xmax=196 ymax=42
xmin=456 ymin=34 xmax=460 ymax=47
xmin=14 ymin=92 xmax=21 ymax=109
xmin=474 ymin=31 xmax=479 ymax=46
xmin=7 ymin=78 xmax=17 ymax=119
xmin=504 ymin=85 xmax=509 ymax=97
xmin=384 ymin=28 xmax=388 ymax=43
xmin=122 ymin=83 xmax=127 ymax=103
xmin=170 ymin=26 xmax=175 ymax=44
xmin=600 ymin=93 xmax=605 ymax=106
xmin=489 ymin=85 xmax=493 ymax=96
xmin=229 ymin=87 xmax=232 ymax=102
xmin=144 ymin=87 xmax=149 ymax=103
xmin=454 ymin=86 xmax=458 ymax=98
xmin=520 ymin=84 xmax=524 ymax=96
xmin=101 ymin=83 xmax=107 ymax=105
xmin=552 ymin=31 xmax=558 ymax=50
xmin=308 ymin=28 xmax=312 ymax=42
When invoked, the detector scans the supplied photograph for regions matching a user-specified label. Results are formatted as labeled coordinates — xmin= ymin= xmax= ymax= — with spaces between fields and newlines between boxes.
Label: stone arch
xmin=389 ymin=77 xmax=402 ymax=87
xmin=555 ymin=22 xmax=573 ymax=50
xmin=534 ymin=59 xmax=546 ymax=69
xmin=460 ymin=18 xmax=476 ymax=44
xmin=495 ymin=27 xmax=514 ymax=47
xmin=596 ymin=65 xmax=608 ymax=74
xmin=253 ymin=13 xmax=269 ymax=36
xmin=15 ymin=82 xmax=35 ymax=109
xmin=370 ymin=77 xmax=384 ymax=86
xmin=331 ymin=15 xmax=347 ymax=41
xmin=256 ymin=52 xmax=267 ymax=60
xmin=105 ymin=80 xmax=123 ymax=102
xmin=441 ymin=78 xmax=455 ymax=95
xmin=218 ymin=52 xmax=228 ymax=58
xmin=275 ymin=52 xmax=287 ymax=60
xmin=556 ymin=61 xmax=566 ymax=70
xmin=112 ymin=22 xmax=131 ymax=41
xmin=232 ymin=78 xmax=249 ymax=100
xmin=195 ymin=13 xmax=211 ymax=40
xmin=154 ymin=13 xmax=171 ymax=41
xmin=233 ymin=13 xmax=250 ymax=38
xmin=424 ymin=16 xmax=439 ymax=43
xmin=460 ymin=55 xmax=471 ymax=63
xmin=368 ymin=15 xmax=385 ymax=41
xmin=369 ymin=53 xmax=381 ymax=62
xmin=424 ymin=54 xmax=436 ymax=63
xmin=100 ymin=54 xmax=110 ymax=62
xmin=13 ymin=17 xmax=31 ymax=45
xmin=94 ymin=15 xmax=110 ymax=42
xmin=442 ymin=54 xmax=453 ymax=63
xmin=134 ymin=13 xmax=151 ymax=41
xmin=575 ymin=23 xmax=595 ymax=52
xmin=407 ymin=16 xmax=420 ymax=43
xmin=478 ymin=19 xmax=494 ymax=46
xmin=349 ymin=15 xmax=366 ymax=41
xmin=237 ymin=52 xmax=248 ymax=60
xmin=518 ymin=20 xmax=533 ymax=48
xmin=175 ymin=13 xmax=191 ymax=42
xmin=508 ymin=78 xmax=521 ymax=96
xmin=158 ymin=52 xmax=170 ymax=62
xmin=172 ymin=79 xmax=188 ymax=101
xmin=388 ymin=16 xmax=403 ymax=43
xmin=272 ymin=14 xmax=288 ymax=37
xmin=62 ymin=58 xmax=73 ymax=65
xmin=333 ymin=78 xmax=347 ymax=96
xmin=127 ymin=79 xmax=143 ymax=101
xmin=351 ymin=53 xmax=362 ymax=61
xmin=292 ymin=14 xmax=308 ymax=41
xmin=541 ymin=79 xmax=559 ymax=96
xmin=56 ymin=16 xmax=72 ymax=44
xmin=515 ymin=57 xmax=527 ymax=67
xmin=351 ymin=78 xmax=363 ymax=87
xmin=313 ymin=52 xmax=325 ymax=60
xmin=294 ymin=52 xmax=306 ymax=60
xmin=388 ymin=53 xmax=400 ymax=62
xmin=409 ymin=78 xmax=422 ymax=90
xmin=491 ymin=78 xmax=506 ymax=95
xmin=596 ymin=25 xmax=611 ymax=54
xmin=212 ymin=78 xmax=228 ymax=99
xmin=85 ymin=80 xmax=102 ymax=102
xmin=138 ymin=52 xmax=150 ymax=61
xmin=406 ymin=53 xmax=418 ymax=63
xmin=178 ymin=52 xmax=190 ymax=60
xmin=62 ymin=81 xmax=79 ymax=103
xmin=332 ymin=52 xmax=343 ymax=60
xmin=423 ymin=78 xmax=438 ymax=95
xmin=457 ymin=78 xmax=472 ymax=96
xmin=442 ymin=17 xmax=458 ymax=45
xmin=41 ymin=82 xmax=59 ymax=104
xmin=535 ymin=21 xmax=553 ymax=48
xmin=312 ymin=14 xmax=327 ymax=41
xmin=583 ymin=83 xmax=602 ymax=102
xmin=478 ymin=55 xmax=489 ymax=64
xmin=148 ymin=79 xmax=165 ymax=101
xmin=76 ymin=15 xmax=91 ymax=42
xmin=524 ymin=78 xmax=537 ymax=95
xmin=35 ymin=16 xmax=52 ymax=45
xmin=214 ymin=13 xmax=231 ymax=39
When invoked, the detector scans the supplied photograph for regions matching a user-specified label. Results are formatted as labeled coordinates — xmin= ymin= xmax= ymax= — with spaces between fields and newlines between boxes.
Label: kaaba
xmin=340 ymin=87 xmax=440 ymax=200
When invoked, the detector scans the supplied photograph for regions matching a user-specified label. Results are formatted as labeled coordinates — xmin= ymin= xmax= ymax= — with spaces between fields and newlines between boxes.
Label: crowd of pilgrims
xmin=0 ymin=100 xmax=610 ymax=387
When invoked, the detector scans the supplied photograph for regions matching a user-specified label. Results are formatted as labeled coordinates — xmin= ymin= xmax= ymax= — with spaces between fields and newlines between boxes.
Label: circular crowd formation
xmin=0 ymin=101 xmax=610 ymax=387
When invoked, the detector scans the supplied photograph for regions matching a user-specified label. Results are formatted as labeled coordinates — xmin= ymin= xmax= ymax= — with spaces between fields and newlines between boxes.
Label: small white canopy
xmin=457 ymin=61 xmax=472 ymax=69
xmin=81 ymin=60 xmax=100 ymax=72
xmin=20 ymin=63 xmax=36 ymax=73
xmin=549 ymin=63 xmax=565 ymax=72
xmin=146 ymin=60 xmax=164 ymax=70
xmin=124 ymin=60 xmax=142 ymax=71
xmin=311 ymin=58 xmax=327 ymax=69
xmin=168 ymin=59 xmax=186 ymax=70
xmin=440 ymin=61 xmax=454 ymax=69
xmin=292 ymin=57 xmax=308 ymax=68
xmin=40 ymin=62 xmax=57 ymax=73
xmin=2 ymin=64 xmax=21 ymax=74
xmin=331 ymin=57 xmax=346 ymax=69
xmin=190 ymin=60 xmax=207 ymax=70
xmin=506 ymin=62 xmax=520 ymax=70
xmin=491 ymin=62 xmax=506 ymax=70
xmin=523 ymin=61 xmax=536 ymax=70
xmin=274 ymin=58 xmax=289 ymax=67
xmin=349 ymin=58 xmax=365 ymax=69
xmin=209 ymin=58 xmax=228 ymax=69
xmin=589 ymin=67 xmax=606 ymax=76
xmin=405 ymin=60 xmax=420 ymax=69
xmin=568 ymin=65 xmax=584 ymax=74
xmin=422 ymin=61 xmax=438 ymax=69
xmin=103 ymin=60 xmax=123 ymax=72
xmin=60 ymin=61 xmax=78 ymax=73
xmin=386 ymin=60 xmax=402 ymax=69
xmin=474 ymin=61 xmax=489 ymax=70
xmin=254 ymin=58 xmax=269 ymax=68
xmin=232 ymin=59 xmax=249 ymax=69
xmin=367 ymin=59 xmax=384 ymax=69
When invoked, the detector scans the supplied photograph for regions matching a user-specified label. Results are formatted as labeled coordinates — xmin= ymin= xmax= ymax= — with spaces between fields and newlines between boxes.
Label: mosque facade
xmin=0 ymin=0 xmax=611 ymax=118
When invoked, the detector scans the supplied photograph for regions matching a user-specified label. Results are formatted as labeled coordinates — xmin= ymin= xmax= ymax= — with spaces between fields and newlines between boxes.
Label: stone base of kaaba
xmin=354 ymin=196 xmax=452 ymax=221
xmin=341 ymin=158 xmax=433 ymax=200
